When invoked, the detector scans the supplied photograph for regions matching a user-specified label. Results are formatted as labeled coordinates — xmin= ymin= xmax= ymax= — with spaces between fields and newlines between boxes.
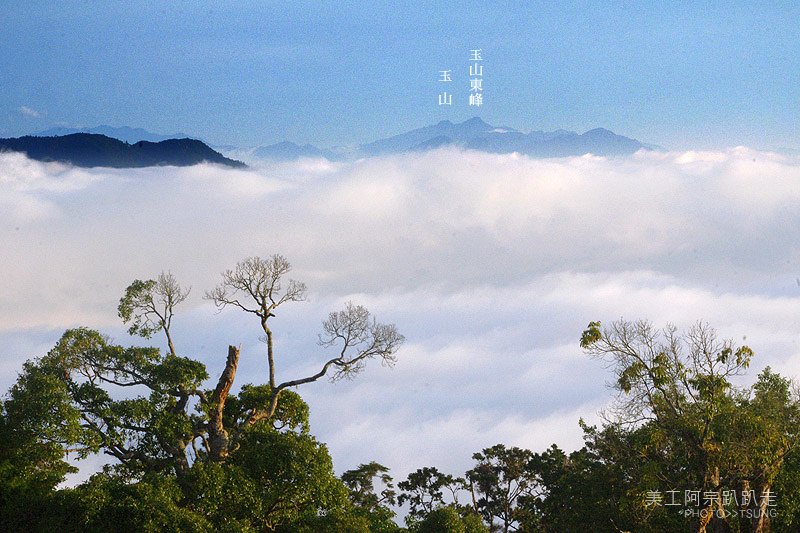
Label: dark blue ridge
xmin=0 ymin=133 xmax=246 ymax=168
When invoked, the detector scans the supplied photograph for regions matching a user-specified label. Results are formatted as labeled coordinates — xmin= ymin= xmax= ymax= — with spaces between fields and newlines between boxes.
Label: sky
xmin=2 ymin=1 xmax=800 ymax=491
xmin=2 ymin=1 xmax=800 ymax=150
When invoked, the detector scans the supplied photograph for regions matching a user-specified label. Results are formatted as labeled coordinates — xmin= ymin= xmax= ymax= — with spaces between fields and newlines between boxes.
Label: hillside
xmin=0 ymin=133 xmax=246 ymax=168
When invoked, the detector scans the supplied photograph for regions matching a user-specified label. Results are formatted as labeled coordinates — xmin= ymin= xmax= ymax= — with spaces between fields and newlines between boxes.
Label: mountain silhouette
xmin=0 ymin=133 xmax=246 ymax=168
xmin=250 ymin=118 xmax=656 ymax=161
xmin=254 ymin=141 xmax=338 ymax=161
xmin=360 ymin=118 xmax=651 ymax=157
xmin=16 ymin=119 xmax=655 ymax=166
xmin=34 ymin=125 xmax=192 ymax=144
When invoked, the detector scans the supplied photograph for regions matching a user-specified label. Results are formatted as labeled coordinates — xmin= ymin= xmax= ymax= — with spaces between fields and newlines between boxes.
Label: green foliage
xmin=117 ymin=273 xmax=189 ymax=344
xmin=417 ymin=506 xmax=465 ymax=533
xmin=1 ymin=259 xmax=410 ymax=531
xmin=63 ymin=474 xmax=212 ymax=533
xmin=466 ymin=444 xmax=540 ymax=532
xmin=413 ymin=506 xmax=488 ymax=533
xmin=520 ymin=444 xmax=622 ymax=532
xmin=233 ymin=424 xmax=352 ymax=528
xmin=181 ymin=461 xmax=258 ymax=531
xmin=0 ymin=399 xmax=76 ymax=531
xmin=576 ymin=320 xmax=800 ymax=531
xmin=399 ymin=466 xmax=465 ymax=521
xmin=343 ymin=461 xmax=396 ymax=508
xmin=118 ymin=279 xmax=161 ymax=338
xmin=222 ymin=386 xmax=310 ymax=434
xmin=342 ymin=461 xmax=402 ymax=532
xmin=28 ymin=473 xmax=210 ymax=533
xmin=10 ymin=268 xmax=800 ymax=533
xmin=6 ymin=327 xmax=212 ymax=477
xmin=541 ymin=424 xmax=690 ymax=532
xmin=772 ymin=446 xmax=800 ymax=530
xmin=579 ymin=320 xmax=602 ymax=348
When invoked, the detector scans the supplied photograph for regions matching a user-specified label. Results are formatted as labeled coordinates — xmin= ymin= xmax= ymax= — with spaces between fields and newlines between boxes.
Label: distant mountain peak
xmin=34 ymin=125 xmax=193 ymax=144
xmin=583 ymin=127 xmax=615 ymax=136
xmin=463 ymin=116 xmax=489 ymax=126
xmin=252 ymin=140 xmax=337 ymax=161
xmin=355 ymin=118 xmax=652 ymax=158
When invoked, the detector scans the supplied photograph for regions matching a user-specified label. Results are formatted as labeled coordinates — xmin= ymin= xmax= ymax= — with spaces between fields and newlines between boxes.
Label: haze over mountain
xmin=251 ymin=117 xmax=656 ymax=161
xmin=253 ymin=141 xmax=338 ymax=161
xmin=34 ymin=125 xmax=192 ymax=144
xmin=0 ymin=133 xmax=245 ymax=168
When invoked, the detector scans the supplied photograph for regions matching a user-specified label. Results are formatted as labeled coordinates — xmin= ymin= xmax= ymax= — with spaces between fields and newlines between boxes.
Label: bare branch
xmin=204 ymin=255 xmax=307 ymax=317
xmin=245 ymin=301 xmax=404 ymax=427
xmin=317 ymin=302 xmax=404 ymax=382
xmin=205 ymin=255 xmax=308 ymax=388
xmin=118 ymin=271 xmax=189 ymax=356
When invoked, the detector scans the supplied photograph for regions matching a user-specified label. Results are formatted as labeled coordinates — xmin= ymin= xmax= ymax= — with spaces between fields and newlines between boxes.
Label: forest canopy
xmin=0 ymin=256 xmax=798 ymax=532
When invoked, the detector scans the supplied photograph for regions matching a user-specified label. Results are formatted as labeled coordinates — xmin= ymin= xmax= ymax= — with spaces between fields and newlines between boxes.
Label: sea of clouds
xmin=1 ymin=146 xmax=799 ymax=483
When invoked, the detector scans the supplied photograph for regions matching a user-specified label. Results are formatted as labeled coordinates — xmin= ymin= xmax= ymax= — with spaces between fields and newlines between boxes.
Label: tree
xmin=186 ymin=424 xmax=355 ymax=531
xmin=204 ymin=256 xmax=404 ymax=443
xmin=520 ymin=443 xmax=633 ymax=533
xmin=47 ymin=473 xmax=213 ymax=533
xmin=414 ymin=506 xmax=489 ymax=533
xmin=5 ymin=326 xmax=210 ymax=477
xmin=398 ymin=467 xmax=467 ymax=522
xmin=714 ymin=368 xmax=800 ymax=532
xmin=579 ymin=319 xmax=800 ymax=533
xmin=466 ymin=444 xmax=542 ymax=532
xmin=532 ymin=424 xmax=687 ymax=532
xmin=341 ymin=461 xmax=402 ymax=531
xmin=0 ymin=397 xmax=77 ymax=531
xmin=1 ymin=254 xmax=404 ymax=531
xmin=118 ymin=271 xmax=189 ymax=357
xmin=398 ymin=467 xmax=486 ymax=532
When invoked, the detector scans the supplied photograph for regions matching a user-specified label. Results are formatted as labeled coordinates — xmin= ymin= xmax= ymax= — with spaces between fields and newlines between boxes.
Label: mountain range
xmin=34 ymin=125 xmax=192 ymax=144
xmin=254 ymin=117 xmax=656 ymax=161
xmin=2 ymin=118 xmax=655 ymax=168
xmin=0 ymin=133 xmax=245 ymax=168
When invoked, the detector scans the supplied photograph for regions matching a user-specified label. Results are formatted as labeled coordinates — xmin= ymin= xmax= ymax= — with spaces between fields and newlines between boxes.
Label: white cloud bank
xmin=1 ymin=146 xmax=799 ymax=481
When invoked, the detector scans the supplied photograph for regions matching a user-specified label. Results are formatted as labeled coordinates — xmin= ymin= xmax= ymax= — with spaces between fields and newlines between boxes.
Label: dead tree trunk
xmin=208 ymin=345 xmax=239 ymax=461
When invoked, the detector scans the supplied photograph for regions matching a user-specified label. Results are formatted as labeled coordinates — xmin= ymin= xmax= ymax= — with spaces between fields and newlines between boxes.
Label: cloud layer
xmin=1 ymin=147 xmax=799 ymax=482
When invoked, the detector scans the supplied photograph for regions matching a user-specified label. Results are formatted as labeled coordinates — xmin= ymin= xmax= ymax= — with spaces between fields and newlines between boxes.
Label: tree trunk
xmin=752 ymin=483 xmax=771 ymax=533
xmin=208 ymin=345 xmax=239 ymax=461
xmin=698 ymin=467 xmax=731 ymax=533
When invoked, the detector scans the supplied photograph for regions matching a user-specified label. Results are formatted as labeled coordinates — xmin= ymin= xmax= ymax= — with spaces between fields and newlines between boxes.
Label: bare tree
xmin=206 ymin=255 xmax=307 ymax=388
xmin=204 ymin=255 xmax=404 ymax=451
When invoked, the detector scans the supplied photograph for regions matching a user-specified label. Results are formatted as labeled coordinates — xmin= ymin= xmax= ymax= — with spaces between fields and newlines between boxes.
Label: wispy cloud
xmin=18 ymin=105 xmax=41 ymax=118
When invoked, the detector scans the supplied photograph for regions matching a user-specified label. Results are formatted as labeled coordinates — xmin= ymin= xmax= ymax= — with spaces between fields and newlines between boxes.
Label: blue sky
xmin=2 ymin=1 xmax=800 ymax=149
